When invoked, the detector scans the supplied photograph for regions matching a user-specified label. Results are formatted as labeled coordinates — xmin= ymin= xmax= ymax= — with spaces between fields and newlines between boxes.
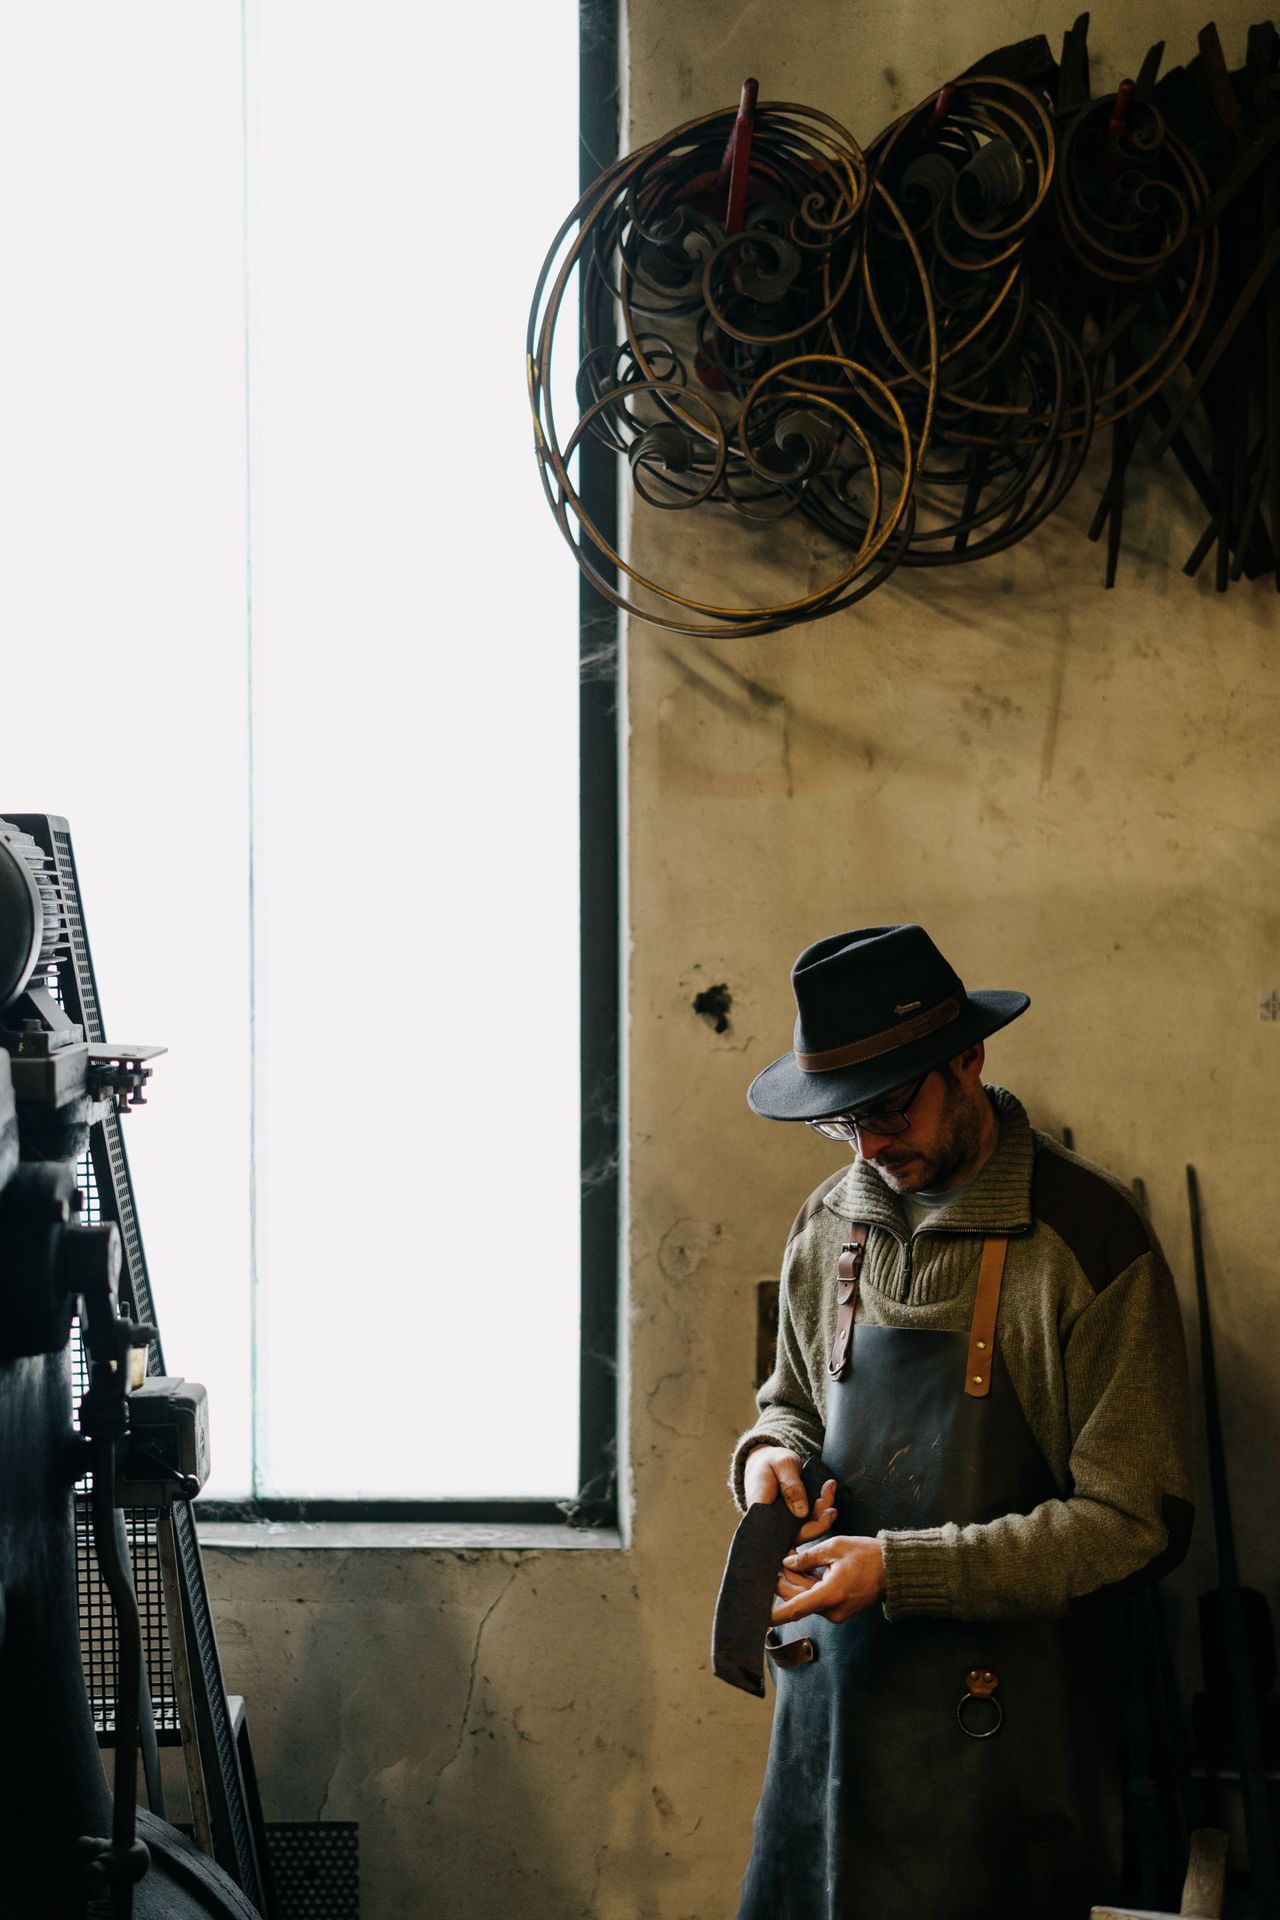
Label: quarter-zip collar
xmin=821 ymin=1086 xmax=1035 ymax=1238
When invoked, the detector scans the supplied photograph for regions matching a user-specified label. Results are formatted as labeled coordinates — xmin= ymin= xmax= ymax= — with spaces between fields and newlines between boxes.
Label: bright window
xmin=0 ymin=3 xmax=587 ymax=1502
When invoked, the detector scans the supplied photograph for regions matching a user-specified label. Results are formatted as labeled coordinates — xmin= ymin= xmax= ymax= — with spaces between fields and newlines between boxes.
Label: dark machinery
xmin=0 ymin=813 xmax=266 ymax=1920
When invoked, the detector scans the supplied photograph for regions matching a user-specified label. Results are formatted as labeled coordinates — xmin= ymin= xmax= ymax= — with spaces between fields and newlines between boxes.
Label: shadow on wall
xmin=208 ymin=1545 xmax=694 ymax=1920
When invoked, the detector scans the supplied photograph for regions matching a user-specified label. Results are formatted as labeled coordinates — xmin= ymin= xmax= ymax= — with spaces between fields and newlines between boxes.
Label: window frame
xmin=196 ymin=0 xmax=621 ymax=1533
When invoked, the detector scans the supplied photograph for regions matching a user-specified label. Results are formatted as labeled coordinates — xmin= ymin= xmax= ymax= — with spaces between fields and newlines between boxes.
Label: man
xmin=730 ymin=923 xmax=1193 ymax=1920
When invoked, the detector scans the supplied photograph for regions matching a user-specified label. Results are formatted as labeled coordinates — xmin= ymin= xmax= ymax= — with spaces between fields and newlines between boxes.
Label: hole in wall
xmin=692 ymin=983 xmax=732 ymax=1034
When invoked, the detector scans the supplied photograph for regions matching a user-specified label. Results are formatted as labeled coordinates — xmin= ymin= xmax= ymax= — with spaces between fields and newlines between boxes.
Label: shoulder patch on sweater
xmin=787 ymin=1167 xmax=849 ymax=1247
xmin=1032 ymin=1141 xmax=1152 ymax=1294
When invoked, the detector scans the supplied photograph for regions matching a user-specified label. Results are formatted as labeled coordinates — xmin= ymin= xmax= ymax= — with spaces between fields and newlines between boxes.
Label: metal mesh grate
xmin=96 ymin=1109 xmax=158 ymax=1343
xmin=75 ymin=1145 xmax=101 ymax=1225
xmin=70 ymin=1151 xmax=179 ymax=1737
xmin=74 ymin=1495 xmax=180 ymax=1739
xmin=51 ymin=826 xmax=102 ymax=1042
xmin=69 ymin=1153 xmax=99 ymax=1416
xmin=74 ymin=1488 xmax=114 ymax=1734
xmin=264 ymin=1824 xmax=359 ymax=1920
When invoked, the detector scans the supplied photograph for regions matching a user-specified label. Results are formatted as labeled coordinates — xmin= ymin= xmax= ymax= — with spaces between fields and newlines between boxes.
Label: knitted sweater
xmin=730 ymin=1088 xmax=1194 ymax=1623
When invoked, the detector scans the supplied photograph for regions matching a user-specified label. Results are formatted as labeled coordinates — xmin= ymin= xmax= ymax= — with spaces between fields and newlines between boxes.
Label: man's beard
xmin=864 ymin=1075 xmax=985 ymax=1193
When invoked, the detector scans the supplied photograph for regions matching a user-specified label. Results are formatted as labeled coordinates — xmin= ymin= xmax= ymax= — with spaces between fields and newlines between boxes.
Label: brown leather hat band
xmin=795 ymin=996 xmax=961 ymax=1073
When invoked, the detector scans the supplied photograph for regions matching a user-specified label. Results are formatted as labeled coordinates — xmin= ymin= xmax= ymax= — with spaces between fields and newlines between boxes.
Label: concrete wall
xmin=205 ymin=5 xmax=1280 ymax=1915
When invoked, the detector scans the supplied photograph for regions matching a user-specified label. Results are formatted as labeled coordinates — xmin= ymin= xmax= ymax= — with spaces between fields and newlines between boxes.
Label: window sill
xmin=196 ymin=1518 xmax=624 ymax=1552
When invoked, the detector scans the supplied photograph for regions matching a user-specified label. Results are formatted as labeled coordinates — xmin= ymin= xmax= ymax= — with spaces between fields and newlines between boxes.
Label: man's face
xmin=851 ymin=1063 xmax=987 ymax=1194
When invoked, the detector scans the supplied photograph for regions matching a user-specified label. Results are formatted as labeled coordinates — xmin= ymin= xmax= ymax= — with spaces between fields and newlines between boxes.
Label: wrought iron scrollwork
xmin=529 ymin=22 xmax=1280 ymax=633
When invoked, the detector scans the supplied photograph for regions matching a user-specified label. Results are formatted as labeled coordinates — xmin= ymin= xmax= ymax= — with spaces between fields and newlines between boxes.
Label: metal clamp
xmin=766 ymin=1629 xmax=817 ymax=1670
xmin=957 ymin=1666 xmax=1002 ymax=1738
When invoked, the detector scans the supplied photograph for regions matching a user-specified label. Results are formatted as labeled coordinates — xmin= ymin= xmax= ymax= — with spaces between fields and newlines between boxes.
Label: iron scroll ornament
xmin=528 ymin=26 xmax=1278 ymax=633
xmin=527 ymin=98 xmax=939 ymax=636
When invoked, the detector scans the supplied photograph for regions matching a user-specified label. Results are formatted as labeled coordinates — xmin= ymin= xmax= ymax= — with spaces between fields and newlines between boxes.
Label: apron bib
xmin=736 ymin=1232 xmax=1121 ymax=1920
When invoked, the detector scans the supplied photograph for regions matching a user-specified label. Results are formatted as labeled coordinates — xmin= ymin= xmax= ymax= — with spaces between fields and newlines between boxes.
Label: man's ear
xmin=952 ymin=1040 xmax=986 ymax=1083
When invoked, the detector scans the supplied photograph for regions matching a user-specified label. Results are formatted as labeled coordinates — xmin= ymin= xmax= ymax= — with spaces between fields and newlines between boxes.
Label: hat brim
xmin=747 ymin=990 xmax=1030 ymax=1121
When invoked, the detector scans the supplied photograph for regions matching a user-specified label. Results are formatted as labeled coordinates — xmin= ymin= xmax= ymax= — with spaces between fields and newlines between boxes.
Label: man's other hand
xmin=770 ymin=1535 xmax=887 ymax=1625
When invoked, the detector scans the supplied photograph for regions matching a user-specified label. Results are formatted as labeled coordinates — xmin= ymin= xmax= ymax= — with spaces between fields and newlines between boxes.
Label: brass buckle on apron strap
xmin=957 ymin=1667 xmax=1002 ymax=1738
xmin=766 ymin=1628 xmax=817 ymax=1670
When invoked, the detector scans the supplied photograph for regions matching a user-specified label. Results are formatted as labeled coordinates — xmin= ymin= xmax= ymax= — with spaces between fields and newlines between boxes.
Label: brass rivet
xmin=976 ymin=1340 xmax=986 ymax=1350
xmin=972 ymin=1374 xmax=983 ymax=1385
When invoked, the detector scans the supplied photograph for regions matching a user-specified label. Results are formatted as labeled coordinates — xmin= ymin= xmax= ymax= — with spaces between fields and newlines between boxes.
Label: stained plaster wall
xmin=203 ymin=4 xmax=1280 ymax=1916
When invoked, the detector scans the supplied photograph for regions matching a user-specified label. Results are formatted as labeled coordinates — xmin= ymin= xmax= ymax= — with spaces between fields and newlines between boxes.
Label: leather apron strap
xmin=964 ymin=1234 xmax=1008 ymax=1398
xmin=829 ymin=1225 xmax=1009 ymax=1395
xmin=827 ymin=1226 xmax=868 ymax=1381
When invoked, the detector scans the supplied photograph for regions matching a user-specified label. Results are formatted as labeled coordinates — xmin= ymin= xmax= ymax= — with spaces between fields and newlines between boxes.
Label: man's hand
xmin=770 ymin=1535 xmax=887 ymax=1625
xmin=742 ymin=1445 xmax=812 ymax=1518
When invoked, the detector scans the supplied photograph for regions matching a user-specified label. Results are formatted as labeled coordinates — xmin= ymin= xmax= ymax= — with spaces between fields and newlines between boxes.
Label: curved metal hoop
xmin=528 ymin=51 xmax=1252 ymax=633
xmin=957 ymin=1690 xmax=1004 ymax=1739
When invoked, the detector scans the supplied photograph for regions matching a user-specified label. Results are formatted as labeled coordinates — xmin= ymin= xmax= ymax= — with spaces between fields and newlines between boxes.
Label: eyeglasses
xmin=806 ymin=1072 xmax=932 ymax=1142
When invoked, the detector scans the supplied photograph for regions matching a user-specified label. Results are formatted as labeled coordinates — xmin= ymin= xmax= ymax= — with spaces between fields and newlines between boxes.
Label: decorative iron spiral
xmin=529 ymin=23 xmax=1273 ymax=631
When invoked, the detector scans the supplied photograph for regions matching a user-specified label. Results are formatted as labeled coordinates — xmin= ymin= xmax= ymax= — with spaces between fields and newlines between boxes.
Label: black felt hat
xmin=747 ymin=924 xmax=1029 ymax=1122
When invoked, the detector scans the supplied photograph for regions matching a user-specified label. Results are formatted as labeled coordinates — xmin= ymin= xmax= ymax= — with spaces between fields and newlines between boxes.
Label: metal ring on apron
xmin=956 ymin=1667 xmax=1002 ymax=1738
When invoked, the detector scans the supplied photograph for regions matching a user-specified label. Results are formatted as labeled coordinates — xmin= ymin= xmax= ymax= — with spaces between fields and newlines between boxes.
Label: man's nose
xmin=853 ymin=1122 xmax=896 ymax=1156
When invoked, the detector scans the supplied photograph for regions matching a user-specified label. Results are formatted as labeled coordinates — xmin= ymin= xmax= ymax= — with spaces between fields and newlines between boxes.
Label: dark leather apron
xmin=736 ymin=1229 xmax=1121 ymax=1920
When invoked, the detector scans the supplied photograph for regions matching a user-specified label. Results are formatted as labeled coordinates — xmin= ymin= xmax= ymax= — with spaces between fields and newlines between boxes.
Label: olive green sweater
xmin=731 ymin=1088 xmax=1194 ymax=1623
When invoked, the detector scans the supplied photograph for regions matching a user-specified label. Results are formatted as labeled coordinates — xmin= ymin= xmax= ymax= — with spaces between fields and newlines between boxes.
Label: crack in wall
xmin=646 ymin=1366 xmax=704 ymax=1438
xmin=426 ymin=1564 xmax=522 ymax=1802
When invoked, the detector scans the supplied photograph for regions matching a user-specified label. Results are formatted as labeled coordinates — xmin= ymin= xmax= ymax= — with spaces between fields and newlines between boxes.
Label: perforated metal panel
xmin=71 ymin=1170 xmax=181 ymax=1747
xmin=265 ymin=1824 xmax=359 ymax=1919
xmin=74 ymin=1491 xmax=180 ymax=1739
